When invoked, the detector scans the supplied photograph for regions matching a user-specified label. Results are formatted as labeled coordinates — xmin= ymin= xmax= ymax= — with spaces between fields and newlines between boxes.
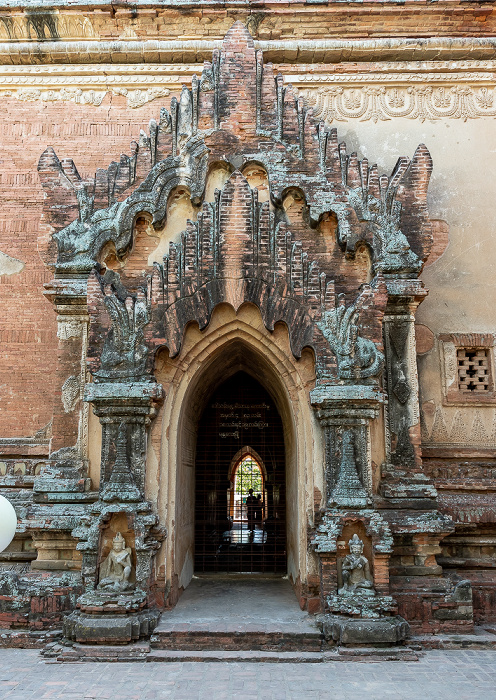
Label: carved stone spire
xmin=330 ymin=430 xmax=369 ymax=508
xmin=100 ymin=422 xmax=141 ymax=503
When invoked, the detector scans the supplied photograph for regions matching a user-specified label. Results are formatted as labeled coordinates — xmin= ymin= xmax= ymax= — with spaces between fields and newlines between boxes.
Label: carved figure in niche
xmin=338 ymin=534 xmax=376 ymax=597
xmin=98 ymin=532 xmax=133 ymax=592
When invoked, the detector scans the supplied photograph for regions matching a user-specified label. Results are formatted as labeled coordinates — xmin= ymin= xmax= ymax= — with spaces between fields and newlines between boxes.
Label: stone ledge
xmin=45 ymin=641 xmax=151 ymax=662
xmin=412 ymin=627 xmax=496 ymax=650
xmin=0 ymin=37 xmax=496 ymax=66
xmin=0 ymin=628 xmax=62 ymax=649
xmin=84 ymin=382 xmax=163 ymax=402
xmin=310 ymin=385 xmax=383 ymax=405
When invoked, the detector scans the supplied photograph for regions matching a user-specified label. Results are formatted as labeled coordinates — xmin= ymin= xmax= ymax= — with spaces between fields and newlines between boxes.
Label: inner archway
xmin=229 ymin=448 xmax=267 ymax=523
xmin=195 ymin=371 xmax=287 ymax=574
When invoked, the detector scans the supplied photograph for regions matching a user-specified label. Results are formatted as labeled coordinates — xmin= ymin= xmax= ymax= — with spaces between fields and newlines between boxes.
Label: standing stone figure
xmin=98 ymin=532 xmax=133 ymax=592
xmin=338 ymin=534 xmax=376 ymax=597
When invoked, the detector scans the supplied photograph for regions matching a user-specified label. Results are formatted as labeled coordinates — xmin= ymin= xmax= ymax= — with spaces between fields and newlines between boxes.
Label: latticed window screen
xmin=457 ymin=348 xmax=491 ymax=393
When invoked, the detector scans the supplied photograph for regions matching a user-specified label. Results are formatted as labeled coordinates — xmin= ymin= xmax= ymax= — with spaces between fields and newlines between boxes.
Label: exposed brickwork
xmin=0 ymin=95 xmax=179 ymax=440
xmin=391 ymin=579 xmax=474 ymax=634
xmin=0 ymin=4 xmax=494 ymax=48
xmin=0 ymin=582 xmax=82 ymax=631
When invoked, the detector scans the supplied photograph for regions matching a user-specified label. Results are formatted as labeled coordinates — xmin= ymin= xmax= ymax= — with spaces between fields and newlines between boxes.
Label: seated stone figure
xmin=98 ymin=532 xmax=133 ymax=592
xmin=338 ymin=534 xmax=376 ymax=597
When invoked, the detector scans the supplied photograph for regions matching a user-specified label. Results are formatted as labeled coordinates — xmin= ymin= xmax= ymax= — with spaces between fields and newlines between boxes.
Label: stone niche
xmin=314 ymin=512 xmax=410 ymax=646
xmin=336 ymin=522 xmax=374 ymax=593
xmin=97 ymin=512 xmax=136 ymax=587
xmin=315 ymin=512 xmax=393 ymax=604
xmin=64 ymin=509 xmax=160 ymax=644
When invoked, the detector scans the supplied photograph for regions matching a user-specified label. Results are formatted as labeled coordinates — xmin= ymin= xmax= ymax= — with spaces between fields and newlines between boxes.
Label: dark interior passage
xmin=195 ymin=371 xmax=286 ymax=573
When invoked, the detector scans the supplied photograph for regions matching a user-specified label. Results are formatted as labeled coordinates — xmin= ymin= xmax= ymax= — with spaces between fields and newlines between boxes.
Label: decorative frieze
xmin=299 ymin=84 xmax=496 ymax=123
xmin=0 ymin=36 xmax=496 ymax=65
xmin=0 ymin=62 xmax=494 ymax=121
xmin=424 ymin=406 xmax=496 ymax=448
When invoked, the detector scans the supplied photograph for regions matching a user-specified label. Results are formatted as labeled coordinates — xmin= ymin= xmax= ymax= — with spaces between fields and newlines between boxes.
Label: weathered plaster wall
xmin=340 ymin=117 xmax=496 ymax=623
xmin=2 ymin=89 xmax=493 ymax=440
xmin=1 ymin=85 xmax=493 ymax=463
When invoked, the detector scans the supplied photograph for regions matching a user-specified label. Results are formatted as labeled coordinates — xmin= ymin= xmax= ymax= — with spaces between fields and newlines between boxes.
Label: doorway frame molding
xmin=151 ymin=304 xmax=323 ymax=604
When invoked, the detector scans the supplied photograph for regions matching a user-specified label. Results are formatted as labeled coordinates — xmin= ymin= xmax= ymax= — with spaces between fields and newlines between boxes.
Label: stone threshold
xmin=3 ymin=626 xmax=496 ymax=658
xmin=40 ymin=626 xmax=496 ymax=662
xmin=411 ymin=627 xmax=496 ymax=650
xmin=44 ymin=642 xmax=420 ymax=663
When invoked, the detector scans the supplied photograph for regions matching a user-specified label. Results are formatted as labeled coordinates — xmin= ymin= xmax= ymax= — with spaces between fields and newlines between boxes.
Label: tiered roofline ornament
xmin=35 ymin=23 xmax=463 ymax=646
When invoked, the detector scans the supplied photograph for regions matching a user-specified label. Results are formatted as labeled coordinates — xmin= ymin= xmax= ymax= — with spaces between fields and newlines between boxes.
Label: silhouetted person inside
xmin=254 ymin=493 xmax=264 ymax=528
xmin=245 ymin=489 xmax=257 ymax=532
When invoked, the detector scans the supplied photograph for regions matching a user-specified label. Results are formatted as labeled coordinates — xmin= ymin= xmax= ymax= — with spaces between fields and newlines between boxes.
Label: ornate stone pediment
xmin=38 ymin=21 xmax=435 ymax=384
xmin=38 ymin=22 xmax=433 ymax=277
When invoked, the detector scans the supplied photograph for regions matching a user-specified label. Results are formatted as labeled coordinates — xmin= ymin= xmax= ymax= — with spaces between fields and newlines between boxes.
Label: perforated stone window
xmin=457 ymin=348 xmax=491 ymax=394
xmin=440 ymin=334 xmax=495 ymax=404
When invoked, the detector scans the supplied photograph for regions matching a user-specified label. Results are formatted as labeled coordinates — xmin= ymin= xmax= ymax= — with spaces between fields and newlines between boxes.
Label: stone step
xmin=147 ymin=649 xmax=325 ymax=663
xmin=45 ymin=642 xmax=151 ymax=663
xmin=150 ymin=625 xmax=323 ymax=652
xmin=412 ymin=627 xmax=496 ymax=650
xmin=336 ymin=647 xmax=420 ymax=661
xmin=147 ymin=647 xmax=419 ymax=662
xmin=45 ymin=644 xmax=420 ymax=663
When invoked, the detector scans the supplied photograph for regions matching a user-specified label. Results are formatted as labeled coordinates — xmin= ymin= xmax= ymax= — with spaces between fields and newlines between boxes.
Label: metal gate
xmin=194 ymin=371 xmax=286 ymax=573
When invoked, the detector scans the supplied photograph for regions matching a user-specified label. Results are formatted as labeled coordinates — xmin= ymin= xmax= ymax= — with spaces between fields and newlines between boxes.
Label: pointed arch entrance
xmin=161 ymin=307 xmax=316 ymax=603
xmin=195 ymin=371 xmax=286 ymax=574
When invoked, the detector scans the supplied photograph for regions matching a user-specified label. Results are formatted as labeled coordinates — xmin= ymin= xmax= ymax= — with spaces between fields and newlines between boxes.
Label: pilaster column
xmin=382 ymin=279 xmax=427 ymax=470
xmin=379 ymin=279 xmax=440 ymax=507
xmin=310 ymin=385 xmax=402 ymax=633
xmin=44 ymin=276 xmax=89 ymax=460
xmin=85 ymin=381 xmax=163 ymax=502
xmin=311 ymin=384 xmax=383 ymax=507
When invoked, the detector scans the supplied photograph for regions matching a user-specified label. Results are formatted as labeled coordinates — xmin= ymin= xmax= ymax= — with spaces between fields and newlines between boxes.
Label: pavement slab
xmin=0 ymin=649 xmax=495 ymax=699
xmin=153 ymin=575 xmax=318 ymax=633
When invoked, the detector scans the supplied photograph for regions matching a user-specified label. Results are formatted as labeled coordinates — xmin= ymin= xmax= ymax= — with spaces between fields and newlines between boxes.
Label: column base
xmin=63 ymin=590 xmax=159 ymax=644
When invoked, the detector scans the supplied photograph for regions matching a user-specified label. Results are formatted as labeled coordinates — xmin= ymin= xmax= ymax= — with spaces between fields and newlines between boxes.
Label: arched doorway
xmin=195 ymin=371 xmax=286 ymax=574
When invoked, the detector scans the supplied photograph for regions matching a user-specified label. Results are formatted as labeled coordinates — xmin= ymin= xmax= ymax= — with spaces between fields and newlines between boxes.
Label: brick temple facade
xmin=0 ymin=5 xmax=495 ymax=648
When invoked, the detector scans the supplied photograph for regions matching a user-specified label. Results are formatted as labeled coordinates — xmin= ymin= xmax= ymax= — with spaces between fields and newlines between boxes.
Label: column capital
xmin=384 ymin=278 xmax=428 ymax=311
xmin=84 ymin=381 xmax=164 ymax=420
xmin=44 ymin=275 xmax=89 ymax=309
xmin=310 ymin=384 xmax=383 ymax=425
